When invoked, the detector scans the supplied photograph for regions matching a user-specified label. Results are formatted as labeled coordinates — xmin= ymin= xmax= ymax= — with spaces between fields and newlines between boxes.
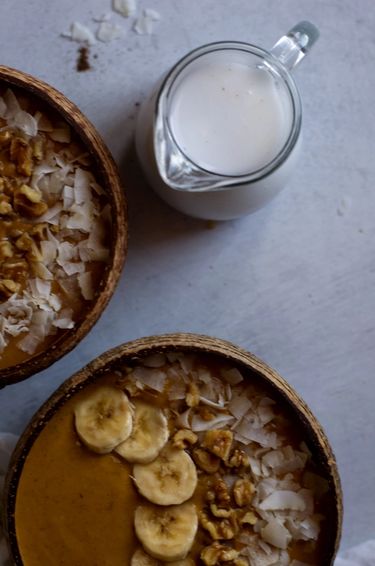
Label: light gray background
xmin=0 ymin=0 xmax=374 ymax=552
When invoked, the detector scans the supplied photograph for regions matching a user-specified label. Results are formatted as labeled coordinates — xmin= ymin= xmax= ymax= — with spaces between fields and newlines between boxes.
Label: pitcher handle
xmin=270 ymin=21 xmax=320 ymax=71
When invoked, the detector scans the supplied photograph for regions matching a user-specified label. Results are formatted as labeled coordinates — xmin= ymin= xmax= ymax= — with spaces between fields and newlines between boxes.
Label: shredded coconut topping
xmin=118 ymin=353 xmax=328 ymax=564
xmin=0 ymin=89 xmax=110 ymax=360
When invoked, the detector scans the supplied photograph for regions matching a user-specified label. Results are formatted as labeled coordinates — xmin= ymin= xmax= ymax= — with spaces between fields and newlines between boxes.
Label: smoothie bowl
xmin=3 ymin=334 xmax=342 ymax=565
xmin=0 ymin=66 xmax=127 ymax=387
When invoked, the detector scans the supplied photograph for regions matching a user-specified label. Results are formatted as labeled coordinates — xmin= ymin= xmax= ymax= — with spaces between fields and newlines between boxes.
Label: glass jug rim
xmin=154 ymin=40 xmax=302 ymax=190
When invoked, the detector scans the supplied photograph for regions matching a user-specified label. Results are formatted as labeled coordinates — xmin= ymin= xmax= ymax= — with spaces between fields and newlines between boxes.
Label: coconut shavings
xmin=63 ymin=22 xmax=96 ymax=45
xmin=133 ymin=8 xmax=161 ymax=35
xmin=97 ymin=21 xmax=123 ymax=42
xmin=116 ymin=353 xmax=329 ymax=564
xmin=113 ymin=0 xmax=137 ymax=17
xmin=0 ymin=89 xmax=110 ymax=359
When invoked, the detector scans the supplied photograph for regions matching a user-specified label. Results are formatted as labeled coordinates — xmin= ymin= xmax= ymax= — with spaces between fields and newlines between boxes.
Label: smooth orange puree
xmin=15 ymin=368 xmax=328 ymax=565
xmin=15 ymin=379 xmax=139 ymax=566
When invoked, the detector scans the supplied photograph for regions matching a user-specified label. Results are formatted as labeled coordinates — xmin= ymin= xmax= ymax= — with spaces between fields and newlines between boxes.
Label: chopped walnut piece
xmin=210 ymin=503 xmax=232 ymax=518
xmin=214 ymin=477 xmax=231 ymax=506
xmin=233 ymin=479 xmax=254 ymax=507
xmin=234 ymin=559 xmax=249 ymax=566
xmin=15 ymin=233 xmax=33 ymax=251
xmin=0 ymin=130 xmax=11 ymax=146
xmin=200 ymin=511 xmax=236 ymax=541
xmin=0 ymin=241 xmax=14 ymax=260
xmin=203 ymin=429 xmax=233 ymax=461
xmin=173 ymin=429 xmax=198 ymax=449
xmin=193 ymin=448 xmax=220 ymax=473
xmin=1 ymin=258 xmax=28 ymax=282
xmin=18 ymin=184 xmax=42 ymax=203
xmin=0 ymin=195 xmax=13 ymax=215
xmin=0 ymin=279 xmax=21 ymax=299
xmin=30 ymin=222 xmax=49 ymax=240
xmin=186 ymin=382 xmax=200 ymax=407
xmin=13 ymin=185 xmax=48 ymax=218
xmin=240 ymin=510 xmax=257 ymax=526
xmin=226 ymin=448 xmax=250 ymax=469
xmin=201 ymin=542 xmax=239 ymax=565
xmin=9 ymin=137 xmax=33 ymax=176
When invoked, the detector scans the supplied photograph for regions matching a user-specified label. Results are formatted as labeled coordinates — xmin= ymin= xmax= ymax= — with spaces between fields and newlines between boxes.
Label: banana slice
xmin=133 ymin=445 xmax=197 ymax=505
xmin=74 ymin=386 xmax=133 ymax=454
xmin=134 ymin=503 xmax=198 ymax=561
xmin=115 ymin=401 xmax=169 ymax=464
xmin=131 ymin=548 xmax=194 ymax=565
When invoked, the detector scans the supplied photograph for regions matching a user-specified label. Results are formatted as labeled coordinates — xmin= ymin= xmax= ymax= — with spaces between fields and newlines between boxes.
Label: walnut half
xmin=233 ymin=479 xmax=254 ymax=507
xmin=201 ymin=542 xmax=239 ymax=565
xmin=203 ymin=430 xmax=233 ymax=461
xmin=172 ymin=429 xmax=198 ymax=449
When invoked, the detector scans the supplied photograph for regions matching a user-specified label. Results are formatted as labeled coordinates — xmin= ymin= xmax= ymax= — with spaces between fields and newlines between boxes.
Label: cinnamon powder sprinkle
xmin=76 ymin=46 xmax=91 ymax=72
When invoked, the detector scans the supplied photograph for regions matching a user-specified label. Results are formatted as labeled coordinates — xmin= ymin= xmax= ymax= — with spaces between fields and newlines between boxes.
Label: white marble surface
xmin=0 ymin=0 xmax=374 ymax=555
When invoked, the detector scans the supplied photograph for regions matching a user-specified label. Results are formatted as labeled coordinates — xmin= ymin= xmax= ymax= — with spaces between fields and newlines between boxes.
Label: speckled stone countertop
xmin=0 ymin=0 xmax=374 ymax=553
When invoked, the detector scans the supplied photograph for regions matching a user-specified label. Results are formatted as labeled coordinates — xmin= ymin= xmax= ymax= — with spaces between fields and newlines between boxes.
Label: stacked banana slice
xmin=74 ymin=386 xmax=198 ymax=563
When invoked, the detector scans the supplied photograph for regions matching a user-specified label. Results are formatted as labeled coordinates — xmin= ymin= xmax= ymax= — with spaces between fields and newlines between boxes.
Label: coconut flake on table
xmin=97 ymin=21 xmax=123 ymax=42
xmin=113 ymin=0 xmax=137 ymax=17
xmin=93 ymin=13 xmax=111 ymax=22
xmin=63 ymin=21 xmax=96 ymax=45
xmin=133 ymin=9 xmax=161 ymax=34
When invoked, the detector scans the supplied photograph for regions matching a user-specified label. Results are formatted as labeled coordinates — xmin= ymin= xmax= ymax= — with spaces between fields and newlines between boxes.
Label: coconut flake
xmin=133 ymin=9 xmax=161 ymax=35
xmin=3 ymin=89 xmax=21 ymax=118
xmin=130 ymin=367 xmax=167 ymax=392
xmin=64 ymin=21 xmax=96 ymax=45
xmin=142 ymin=353 xmax=166 ymax=368
xmin=176 ymin=408 xmax=191 ymax=429
xmin=53 ymin=308 xmax=75 ymax=329
xmin=191 ymin=413 xmax=235 ymax=432
xmin=259 ymin=490 xmax=307 ymax=512
xmin=0 ymin=96 xmax=6 ymax=118
xmin=97 ymin=21 xmax=123 ymax=42
xmin=228 ymin=393 xmax=252 ymax=419
xmin=220 ymin=367 xmax=244 ymax=385
xmin=113 ymin=0 xmax=137 ymax=17
xmin=49 ymin=123 xmax=71 ymax=143
xmin=167 ymin=378 xmax=186 ymax=401
xmin=78 ymin=272 xmax=94 ymax=300
xmin=13 ymin=110 xmax=38 ymax=137
xmin=261 ymin=519 xmax=292 ymax=550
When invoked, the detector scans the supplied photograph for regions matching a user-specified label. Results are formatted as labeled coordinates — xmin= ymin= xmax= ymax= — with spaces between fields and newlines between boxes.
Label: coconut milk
xmin=168 ymin=51 xmax=293 ymax=176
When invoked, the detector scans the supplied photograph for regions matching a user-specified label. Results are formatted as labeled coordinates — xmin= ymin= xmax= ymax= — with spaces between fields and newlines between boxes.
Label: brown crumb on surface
xmin=76 ymin=46 xmax=91 ymax=72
